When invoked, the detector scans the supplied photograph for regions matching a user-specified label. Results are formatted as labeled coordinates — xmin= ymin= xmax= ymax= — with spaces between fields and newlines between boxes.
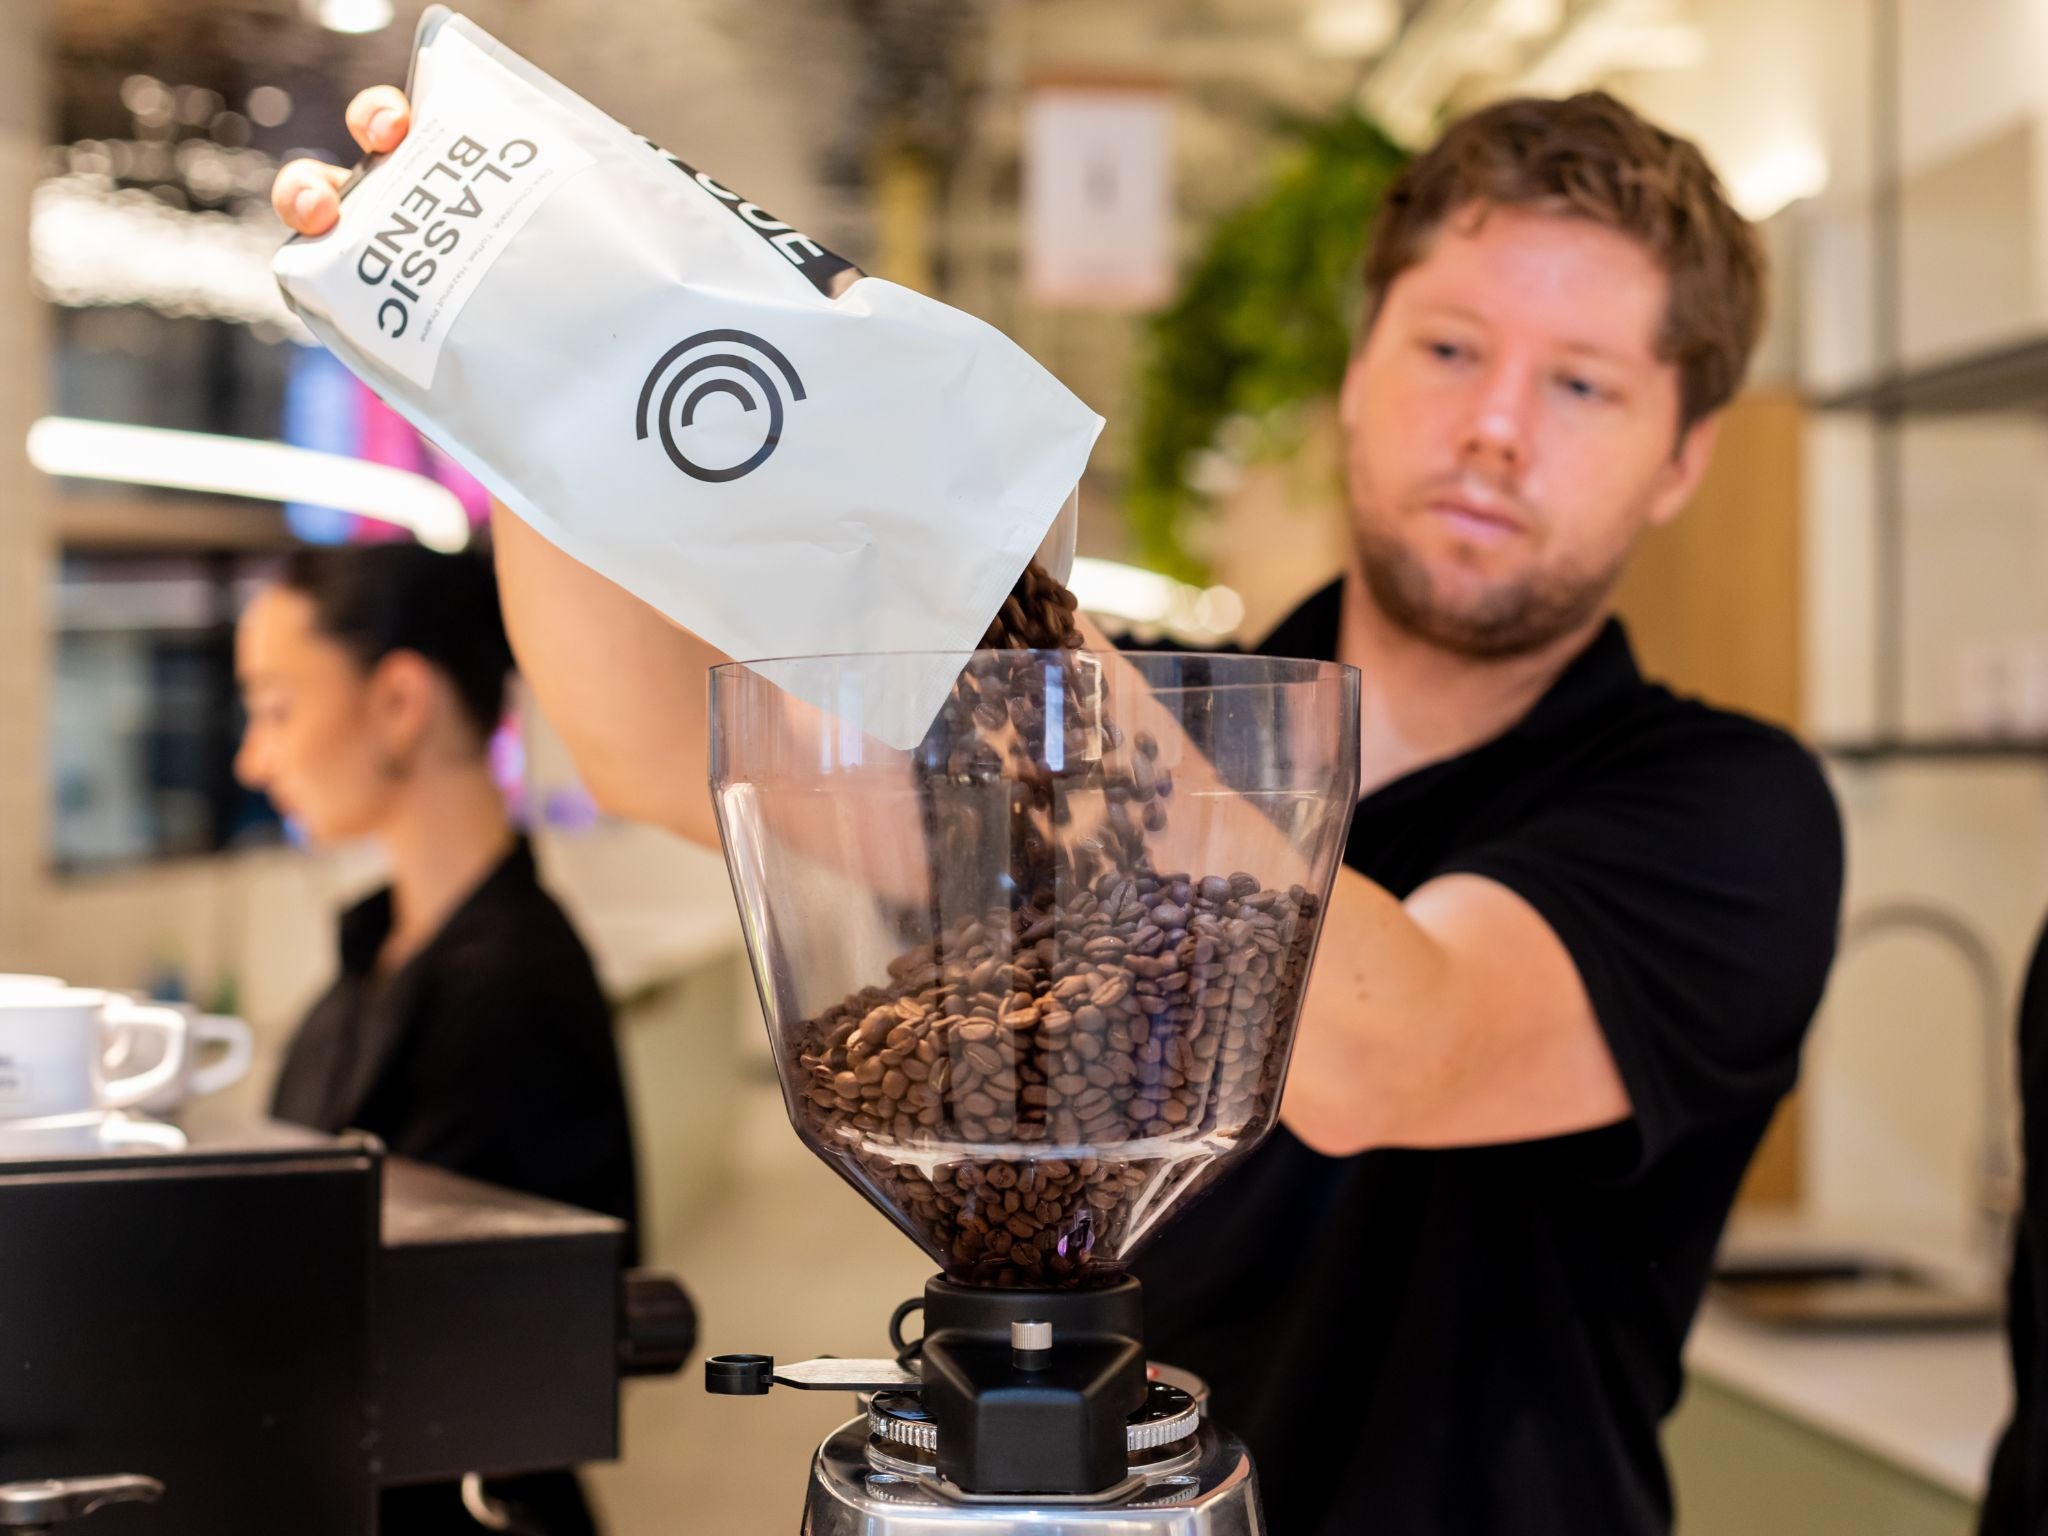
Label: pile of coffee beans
xmin=793 ymin=870 xmax=1320 ymax=1285
xmin=783 ymin=562 xmax=1325 ymax=1287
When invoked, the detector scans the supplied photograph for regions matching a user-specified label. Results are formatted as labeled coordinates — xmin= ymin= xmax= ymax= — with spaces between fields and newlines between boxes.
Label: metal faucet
xmin=1838 ymin=899 xmax=2017 ymax=1264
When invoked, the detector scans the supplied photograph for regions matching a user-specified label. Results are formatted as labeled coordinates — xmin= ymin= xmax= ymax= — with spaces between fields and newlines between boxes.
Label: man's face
xmin=1341 ymin=202 xmax=1717 ymax=659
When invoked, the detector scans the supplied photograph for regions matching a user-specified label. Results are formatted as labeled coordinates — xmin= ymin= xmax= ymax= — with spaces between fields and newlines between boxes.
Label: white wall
xmin=1616 ymin=1 xmax=2048 ymax=1248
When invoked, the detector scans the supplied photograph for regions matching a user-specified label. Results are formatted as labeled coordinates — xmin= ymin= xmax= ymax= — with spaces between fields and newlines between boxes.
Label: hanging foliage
xmin=1125 ymin=110 xmax=1408 ymax=582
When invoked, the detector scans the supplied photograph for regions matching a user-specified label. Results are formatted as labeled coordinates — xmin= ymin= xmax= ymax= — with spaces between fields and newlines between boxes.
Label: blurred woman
xmin=236 ymin=542 xmax=636 ymax=1536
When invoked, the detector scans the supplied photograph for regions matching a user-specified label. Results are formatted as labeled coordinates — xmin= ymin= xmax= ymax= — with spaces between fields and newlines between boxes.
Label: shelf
xmin=1813 ymin=335 xmax=2048 ymax=416
xmin=1824 ymin=737 xmax=2048 ymax=763
xmin=54 ymin=492 xmax=298 ymax=553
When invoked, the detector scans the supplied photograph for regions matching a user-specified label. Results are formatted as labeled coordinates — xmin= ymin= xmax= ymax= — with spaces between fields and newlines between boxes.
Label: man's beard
xmin=1355 ymin=521 xmax=1621 ymax=661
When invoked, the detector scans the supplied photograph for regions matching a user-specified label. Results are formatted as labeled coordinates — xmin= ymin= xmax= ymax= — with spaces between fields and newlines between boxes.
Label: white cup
xmin=105 ymin=1004 xmax=255 ymax=1113
xmin=0 ymin=974 xmax=67 ymax=993
xmin=0 ymin=989 xmax=189 ymax=1119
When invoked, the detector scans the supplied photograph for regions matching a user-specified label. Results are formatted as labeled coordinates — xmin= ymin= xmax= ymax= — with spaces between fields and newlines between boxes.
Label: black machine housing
xmin=0 ymin=1118 xmax=690 ymax=1535
xmin=917 ymin=1276 xmax=1149 ymax=1496
xmin=707 ymin=1272 xmax=1158 ymax=1499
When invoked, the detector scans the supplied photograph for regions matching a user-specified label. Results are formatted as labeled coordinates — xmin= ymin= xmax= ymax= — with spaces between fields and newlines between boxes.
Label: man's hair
xmin=1361 ymin=90 xmax=1765 ymax=433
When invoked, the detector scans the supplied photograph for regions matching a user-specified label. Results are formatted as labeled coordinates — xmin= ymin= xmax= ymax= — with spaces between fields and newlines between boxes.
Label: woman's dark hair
xmin=279 ymin=543 xmax=515 ymax=742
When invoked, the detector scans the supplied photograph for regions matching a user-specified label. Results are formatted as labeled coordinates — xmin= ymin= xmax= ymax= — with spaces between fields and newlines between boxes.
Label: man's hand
xmin=272 ymin=86 xmax=412 ymax=236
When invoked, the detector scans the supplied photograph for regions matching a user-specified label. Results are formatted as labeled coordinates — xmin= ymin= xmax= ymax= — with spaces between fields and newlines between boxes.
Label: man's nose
xmin=1460 ymin=356 xmax=1536 ymax=478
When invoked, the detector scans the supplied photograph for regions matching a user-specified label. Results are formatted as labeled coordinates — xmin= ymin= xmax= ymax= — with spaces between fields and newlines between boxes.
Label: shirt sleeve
xmin=1436 ymin=716 xmax=1843 ymax=1172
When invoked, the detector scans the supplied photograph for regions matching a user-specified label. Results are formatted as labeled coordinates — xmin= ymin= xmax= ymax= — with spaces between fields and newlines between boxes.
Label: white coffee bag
xmin=273 ymin=7 xmax=1103 ymax=746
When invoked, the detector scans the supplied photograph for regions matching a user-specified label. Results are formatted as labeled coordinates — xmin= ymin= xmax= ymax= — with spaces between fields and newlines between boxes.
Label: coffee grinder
xmin=702 ymin=647 xmax=1359 ymax=1534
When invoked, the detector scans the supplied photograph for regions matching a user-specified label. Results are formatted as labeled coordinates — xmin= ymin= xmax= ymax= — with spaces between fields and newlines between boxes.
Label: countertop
xmin=1685 ymin=1220 xmax=2012 ymax=1499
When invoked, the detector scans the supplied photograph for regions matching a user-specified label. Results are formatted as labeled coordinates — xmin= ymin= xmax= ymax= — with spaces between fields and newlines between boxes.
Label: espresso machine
xmin=700 ymin=647 xmax=1360 ymax=1534
xmin=0 ymin=1116 xmax=691 ymax=1534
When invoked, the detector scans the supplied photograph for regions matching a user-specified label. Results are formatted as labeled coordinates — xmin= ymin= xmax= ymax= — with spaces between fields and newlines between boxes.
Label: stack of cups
xmin=0 ymin=973 xmax=254 ymax=1149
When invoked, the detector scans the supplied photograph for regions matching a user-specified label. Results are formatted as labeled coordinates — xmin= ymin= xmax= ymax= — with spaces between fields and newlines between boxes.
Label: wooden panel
xmin=1612 ymin=387 xmax=1809 ymax=1206
xmin=1743 ymin=1094 xmax=1805 ymax=1208
xmin=1611 ymin=387 xmax=1805 ymax=730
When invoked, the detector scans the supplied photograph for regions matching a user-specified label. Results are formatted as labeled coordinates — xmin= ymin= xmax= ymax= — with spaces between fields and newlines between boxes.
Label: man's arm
xmin=274 ymin=102 xmax=1646 ymax=1160
xmin=1062 ymin=614 xmax=1632 ymax=1156
xmin=491 ymin=502 xmax=724 ymax=848
xmin=1281 ymin=871 xmax=1628 ymax=1156
xmin=1283 ymin=727 xmax=1844 ymax=1161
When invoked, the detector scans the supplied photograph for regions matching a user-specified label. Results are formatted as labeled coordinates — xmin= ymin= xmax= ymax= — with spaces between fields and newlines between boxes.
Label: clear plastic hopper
xmin=710 ymin=648 xmax=1359 ymax=1289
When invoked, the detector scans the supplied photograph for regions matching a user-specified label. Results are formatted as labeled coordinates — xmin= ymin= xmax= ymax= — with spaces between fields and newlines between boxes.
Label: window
xmin=50 ymin=552 xmax=283 ymax=873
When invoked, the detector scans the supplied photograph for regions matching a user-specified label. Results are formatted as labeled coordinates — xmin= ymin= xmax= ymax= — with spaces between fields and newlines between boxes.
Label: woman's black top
xmin=273 ymin=837 xmax=639 ymax=1263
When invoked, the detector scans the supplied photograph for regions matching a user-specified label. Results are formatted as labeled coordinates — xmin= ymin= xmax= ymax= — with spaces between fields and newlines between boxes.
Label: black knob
xmin=0 ymin=1476 xmax=163 ymax=1530
xmin=619 ymin=1269 xmax=697 ymax=1377
xmin=704 ymin=1354 xmax=775 ymax=1395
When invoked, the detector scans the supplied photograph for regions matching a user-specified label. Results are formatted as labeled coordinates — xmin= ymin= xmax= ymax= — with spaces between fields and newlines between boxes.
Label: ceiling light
xmin=27 ymin=418 xmax=471 ymax=552
xmin=32 ymin=174 xmax=309 ymax=334
xmin=175 ymin=86 xmax=223 ymax=128
xmin=1490 ymin=0 xmax=1563 ymax=41
xmin=246 ymin=86 xmax=293 ymax=128
xmin=1304 ymin=0 xmax=1402 ymax=59
xmin=311 ymin=0 xmax=395 ymax=35
xmin=119 ymin=74 xmax=174 ymax=128
xmin=1067 ymin=558 xmax=1245 ymax=641
xmin=1728 ymin=143 xmax=1829 ymax=221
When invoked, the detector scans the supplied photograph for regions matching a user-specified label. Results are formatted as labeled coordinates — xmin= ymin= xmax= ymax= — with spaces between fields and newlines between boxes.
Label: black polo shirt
xmin=273 ymin=838 xmax=640 ymax=1262
xmin=1129 ymin=581 xmax=1843 ymax=1536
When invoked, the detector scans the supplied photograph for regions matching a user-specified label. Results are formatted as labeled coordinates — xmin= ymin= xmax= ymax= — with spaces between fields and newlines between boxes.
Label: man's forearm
xmin=1279 ymin=868 xmax=1628 ymax=1155
xmin=480 ymin=538 xmax=1621 ymax=1154
xmin=489 ymin=503 xmax=945 ymax=901
xmin=490 ymin=501 xmax=725 ymax=848
xmin=1280 ymin=869 xmax=1461 ymax=1153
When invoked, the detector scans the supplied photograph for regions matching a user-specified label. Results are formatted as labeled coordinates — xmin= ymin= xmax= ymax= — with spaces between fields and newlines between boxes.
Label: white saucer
xmin=0 ymin=1108 xmax=188 ymax=1154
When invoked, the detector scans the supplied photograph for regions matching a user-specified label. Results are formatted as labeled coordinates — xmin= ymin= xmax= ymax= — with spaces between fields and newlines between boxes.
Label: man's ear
xmin=1647 ymin=413 xmax=1721 ymax=529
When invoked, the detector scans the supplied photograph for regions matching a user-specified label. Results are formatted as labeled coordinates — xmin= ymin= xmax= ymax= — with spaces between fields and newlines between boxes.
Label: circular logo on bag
xmin=634 ymin=330 xmax=807 ymax=483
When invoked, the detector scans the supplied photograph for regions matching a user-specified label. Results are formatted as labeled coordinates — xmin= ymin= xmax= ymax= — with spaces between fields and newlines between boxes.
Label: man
xmin=276 ymin=86 xmax=1841 ymax=1534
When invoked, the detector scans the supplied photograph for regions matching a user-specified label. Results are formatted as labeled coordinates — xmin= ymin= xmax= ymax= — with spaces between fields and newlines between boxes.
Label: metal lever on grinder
xmin=705 ymin=1354 xmax=921 ymax=1394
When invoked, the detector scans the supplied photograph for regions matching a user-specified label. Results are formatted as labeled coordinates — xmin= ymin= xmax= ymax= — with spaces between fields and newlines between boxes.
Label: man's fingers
xmin=271 ymin=158 xmax=351 ymax=235
xmin=268 ymin=85 xmax=408 ymax=236
xmin=344 ymin=85 xmax=412 ymax=155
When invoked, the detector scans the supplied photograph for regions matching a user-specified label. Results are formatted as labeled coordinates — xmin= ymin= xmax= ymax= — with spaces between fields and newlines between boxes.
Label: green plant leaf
xmin=1125 ymin=110 xmax=1407 ymax=582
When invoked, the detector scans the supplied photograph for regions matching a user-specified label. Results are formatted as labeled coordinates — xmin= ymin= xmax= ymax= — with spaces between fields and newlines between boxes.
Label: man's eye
xmin=1424 ymin=339 xmax=1466 ymax=363
xmin=1558 ymin=373 xmax=1605 ymax=401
